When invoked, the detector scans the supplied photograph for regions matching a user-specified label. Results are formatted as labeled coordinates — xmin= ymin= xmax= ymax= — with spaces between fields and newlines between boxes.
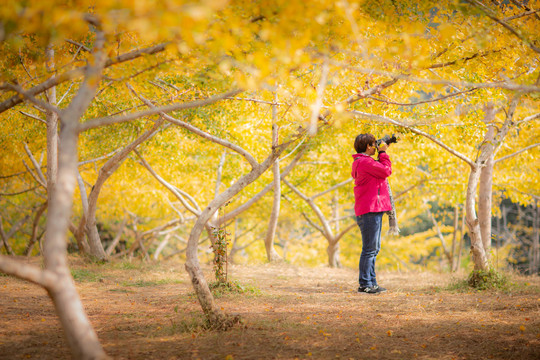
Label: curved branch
xmin=0 ymin=43 xmax=168 ymax=114
xmin=135 ymin=150 xmax=202 ymax=217
xmin=349 ymin=110 xmax=476 ymax=167
xmin=466 ymin=0 xmax=540 ymax=54
xmin=494 ymin=143 xmax=540 ymax=164
xmin=79 ymin=88 xmax=243 ymax=132
xmin=0 ymin=255 xmax=58 ymax=288
xmin=311 ymin=178 xmax=353 ymax=200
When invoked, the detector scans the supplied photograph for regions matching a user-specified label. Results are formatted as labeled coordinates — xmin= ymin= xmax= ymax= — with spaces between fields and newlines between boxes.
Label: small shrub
xmin=71 ymin=268 xmax=103 ymax=282
xmin=467 ymin=268 xmax=508 ymax=290
xmin=209 ymin=280 xmax=261 ymax=297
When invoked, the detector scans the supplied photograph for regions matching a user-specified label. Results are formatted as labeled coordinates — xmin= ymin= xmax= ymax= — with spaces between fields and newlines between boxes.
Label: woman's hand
xmin=378 ymin=143 xmax=388 ymax=152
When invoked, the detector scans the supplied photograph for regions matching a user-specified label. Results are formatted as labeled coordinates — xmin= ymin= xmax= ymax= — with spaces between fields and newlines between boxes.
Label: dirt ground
xmin=1 ymin=257 xmax=539 ymax=360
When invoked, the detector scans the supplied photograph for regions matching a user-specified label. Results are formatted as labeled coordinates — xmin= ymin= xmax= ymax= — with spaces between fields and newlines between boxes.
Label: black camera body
xmin=376 ymin=134 xmax=398 ymax=148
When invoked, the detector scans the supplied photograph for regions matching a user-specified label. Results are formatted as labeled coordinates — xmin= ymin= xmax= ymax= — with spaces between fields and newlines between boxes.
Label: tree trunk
xmin=451 ymin=205 xmax=459 ymax=272
xmin=327 ymin=241 xmax=341 ymax=268
xmin=264 ymin=124 xmax=282 ymax=262
xmin=44 ymin=113 xmax=107 ymax=359
xmin=465 ymin=165 xmax=489 ymax=271
xmin=82 ymin=120 xmax=164 ymax=261
xmin=531 ymin=200 xmax=539 ymax=274
xmin=478 ymin=121 xmax=496 ymax=262
xmin=43 ymin=29 xmax=108 ymax=358
xmin=45 ymin=45 xmax=58 ymax=212
xmin=185 ymin=151 xmax=281 ymax=327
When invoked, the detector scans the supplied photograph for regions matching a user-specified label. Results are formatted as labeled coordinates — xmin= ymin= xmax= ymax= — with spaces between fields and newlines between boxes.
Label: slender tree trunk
xmin=185 ymin=151 xmax=281 ymax=327
xmin=478 ymin=120 xmax=496 ymax=262
xmin=24 ymin=202 xmax=48 ymax=256
xmin=44 ymin=114 xmax=107 ymax=359
xmin=82 ymin=120 xmax=164 ymax=261
xmin=456 ymin=203 xmax=466 ymax=271
xmin=0 ymin=217 xmax=15 ymax=255
xmin=529 ymin=200 xmax=540 ymax=275
xmin=451 ymin=205 xmax=459 ymax=272
xmin=265 ymin=124 xmax=282 ymax=262
xmin=327 ymin=241 xmax=341 ymax=268
xmin=43 ymin=26 xmax=108 ymax=359
xmin=427 ymin=207 xmax=453 ymax=265
xmin=45 ymin=45 xmax=58 ymax=214
xmin=465 ymin=164 xmax=489 ymax=271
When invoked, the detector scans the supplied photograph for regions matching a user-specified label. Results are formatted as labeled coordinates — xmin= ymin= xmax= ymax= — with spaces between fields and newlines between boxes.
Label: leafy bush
xmin=467 ymin=268 xmax=508 ymax=290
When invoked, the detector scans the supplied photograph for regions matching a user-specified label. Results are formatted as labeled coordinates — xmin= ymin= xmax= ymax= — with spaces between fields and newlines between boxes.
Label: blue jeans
xmin=356 ymin=212 xmax=383 ymax=287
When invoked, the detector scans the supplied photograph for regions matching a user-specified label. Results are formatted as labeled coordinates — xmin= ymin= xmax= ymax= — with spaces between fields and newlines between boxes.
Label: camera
xmin=376 ymin=134 xmax=398 ymax=148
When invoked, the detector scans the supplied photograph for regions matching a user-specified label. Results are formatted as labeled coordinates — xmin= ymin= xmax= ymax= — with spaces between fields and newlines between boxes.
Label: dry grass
xmin=1 ymin=257 xmax=539 ymax=359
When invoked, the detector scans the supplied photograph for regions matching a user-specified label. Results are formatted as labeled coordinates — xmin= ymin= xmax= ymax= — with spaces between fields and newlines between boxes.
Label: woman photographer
xmin=351 ymin=133 xmax=392 ymax=294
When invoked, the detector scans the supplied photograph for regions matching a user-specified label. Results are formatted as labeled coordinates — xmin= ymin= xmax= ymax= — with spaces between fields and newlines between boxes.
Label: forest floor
xmin=1 ymin=257 xmax=539 ymax=360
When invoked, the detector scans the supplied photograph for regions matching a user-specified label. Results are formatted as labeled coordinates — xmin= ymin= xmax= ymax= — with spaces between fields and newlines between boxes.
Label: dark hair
xmin=354 ymin=133 xmax=376 ymax=153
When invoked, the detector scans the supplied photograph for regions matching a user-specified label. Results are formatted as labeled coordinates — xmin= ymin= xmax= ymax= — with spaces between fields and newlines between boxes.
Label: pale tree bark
xmin=24 ymin=201 xmax=48 ymax=256
xmin=284 ymin=178 xmax=355 ymax=268
xmin=185 ymin=147 xmax=288 ymax=327
xmin=451 ymin=205 xmax=459 ymax=272
xmin=426 ymin=205 xmax=453 ymax=265
xmin=467 ymin=100 xmax=518 ymax=271
xmin=76 ymin=117 xmax=165 ymax=261
xmin=42 ymin=17 xmax=109 ymax=358
xmin=0 ymin=216 xmax=15 ymax=255
xmin=45 ymin=44 xmax=58 ymax=217
xmin=478 ymin=106 xmax=497 ymax=262
xmin=0 ymin=19 xmax=109 ymax=359
xmin=264 ymin=122 xmax=282 ymax=262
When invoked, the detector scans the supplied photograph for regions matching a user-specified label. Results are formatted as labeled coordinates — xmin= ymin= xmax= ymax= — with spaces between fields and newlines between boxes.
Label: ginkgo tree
xmin=1 ymin=1 xmax=539 ymax=358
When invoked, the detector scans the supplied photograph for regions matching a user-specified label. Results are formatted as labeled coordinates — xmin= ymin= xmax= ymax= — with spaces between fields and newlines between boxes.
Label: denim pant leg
xmin=357 ymin=212 xmax=383 ymax=287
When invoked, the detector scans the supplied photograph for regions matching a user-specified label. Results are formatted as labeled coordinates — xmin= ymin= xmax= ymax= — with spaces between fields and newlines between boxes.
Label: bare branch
xmin=308 ymin=59 xmax=329 ymax=135
xmin=0 ymin=43 xmax=168 ymax=114
xmin=325 ymin=58 xmax=540 ymax=93
xmin=467 ymin=0 xmax=540 ymax=54
xmin=368 ymin=88 xmax=477 ymax=106
xmin=301 ymin=211 xmax=325 ymax=235
xmin=0 ymin=255 xmax=58 ymax=288
xmin=217 ymin=145 xmax=307 ymax=225
xmin=349 ymin=110 xmax=476 ymax=167
xmin=79 ymin=88 xmax=243 ymax=132
xmin=135 ymin=150 xmax=202 ymax=217
xmin=65 ymin=39 xmax=91 ymax=52
xmin=19 ymin=111 xmax=46 ymax=123
xmin=311 ymin=178 xmax=353 ymax=200
xmin=518 ymin=112 xmax=540 ymax=124
xmin=23 ymin=143 xmax=47 ymax=186
xmin=334 ymin=223 xmax=356 ymax=243
xmin=427 ymin=50 xmax=501 ymax=69
xmin=0 ymin=186 xmax=40 ymax=196
xmin=4 ymin=83 xmax=59 ymax=115
xmin=225 ymin=97 xmax=285 ymax=106
xmin=21 ymin=160 xmax=47 ymax=189
xmin=129 ymin=87 xmax=259 ymax=169
xmin=495 ymin=143 xmax=540 ymax=164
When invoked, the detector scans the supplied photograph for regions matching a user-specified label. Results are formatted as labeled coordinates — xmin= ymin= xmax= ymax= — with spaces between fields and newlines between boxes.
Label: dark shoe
xmin=358 ymin=286 xmax=379 ymax=294
xmin=373 ymin=285 xmax=387 ymax=293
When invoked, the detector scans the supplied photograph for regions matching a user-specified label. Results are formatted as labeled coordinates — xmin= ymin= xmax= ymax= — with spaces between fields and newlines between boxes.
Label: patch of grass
xmin=71 ymin=268 xmax=104 ymax=282
xmin=108 ymin=288 xmax=136 ymax=293
xmin=468 ymin=269 xmax=509 ymax=290
xmin=121 ymin=278 xmax=184 ymax=287
xmin=153 ymin=310 xmax=208 ymax=336
xmin=446 ymin=269 xmax=510 ymax=292
xmin=109 ymin=260 xmax=146 ymax=271
xmin=209 ymin=280 xmax=261 ymax=298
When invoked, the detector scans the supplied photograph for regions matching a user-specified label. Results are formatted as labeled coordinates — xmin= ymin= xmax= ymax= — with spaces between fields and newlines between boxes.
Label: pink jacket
xmin=351 ymin=152 xmax=392 ymax=216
